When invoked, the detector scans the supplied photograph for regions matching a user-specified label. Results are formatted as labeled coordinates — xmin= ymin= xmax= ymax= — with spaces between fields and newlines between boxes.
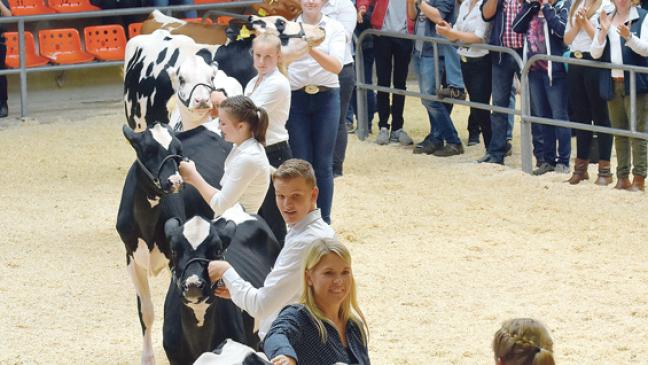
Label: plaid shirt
xmin=503 ymin=0 xmax=524 ymax=49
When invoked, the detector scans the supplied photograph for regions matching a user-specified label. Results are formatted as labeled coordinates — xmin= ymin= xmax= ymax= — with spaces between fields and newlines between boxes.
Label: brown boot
xmin=629 ymin=175 xmax=645 ymax=192
xmin=567 ymin=158 xmax=589 ymax=184
xmin=614 ymin=176 xmax=632 ymax=190
xmin=594 ymin=160 xmax=613 ymax=186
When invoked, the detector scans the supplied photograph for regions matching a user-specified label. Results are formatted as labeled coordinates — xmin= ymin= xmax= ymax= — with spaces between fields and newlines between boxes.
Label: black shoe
xmin=437 ymin=86 xmax=467 ymax=100
xmin=345 ymin=122 xmax=355 ymax=134
xmin=505 ymin=140 xmax=512 ymax=156
xmin=478 ymin=154 xmax=504 ymax=165
xmin=433 ymin=143 xmax=464 ymax=157
xmin=413 ymin=139 xmax=443 ymax=155
xmin=467 ymin=134 xmax=480 ymax=146
xmin=0 ymin=102 xmax=7 ymax=118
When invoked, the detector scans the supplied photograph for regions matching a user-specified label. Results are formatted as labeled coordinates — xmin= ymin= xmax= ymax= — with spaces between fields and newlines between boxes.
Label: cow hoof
xmin=141 ymin=354 xmax=156 ymax=365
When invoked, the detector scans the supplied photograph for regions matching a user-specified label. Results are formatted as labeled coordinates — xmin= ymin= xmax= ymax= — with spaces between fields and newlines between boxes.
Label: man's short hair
xmin=272 ymin=159 xmax=317 ymax=188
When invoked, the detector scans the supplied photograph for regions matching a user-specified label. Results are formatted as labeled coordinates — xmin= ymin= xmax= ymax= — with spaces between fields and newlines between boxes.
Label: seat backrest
xmin=128 ymin=22 xmax=142 ymax=39
xmin=84 ymin=25 xmax=126 ymax=52
xmin=4 ymin=32 xmax=39 ymax=57
xmin=38 ymin=28 xmax=85 ymax=56
xmin=8 ymin=0 xmax=47 ymax=9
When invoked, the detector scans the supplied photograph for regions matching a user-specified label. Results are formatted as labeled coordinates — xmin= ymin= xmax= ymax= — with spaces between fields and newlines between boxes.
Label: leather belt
xmin=571 ymin=51 xmax=592 ymax=60
xmin=460 ymin=54 xmax=488 ymax=63
xmin=265 ymin=140 xmax=289 ymax=153
xmin=299 ymin=85 xmax=331 ymax=94
xmin=612 ymin=77 xmax=625 ymax=82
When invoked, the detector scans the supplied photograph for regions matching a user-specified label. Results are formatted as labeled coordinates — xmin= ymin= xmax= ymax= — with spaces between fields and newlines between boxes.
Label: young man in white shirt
xmin=207 ymin=158 xmax=336 ymax=340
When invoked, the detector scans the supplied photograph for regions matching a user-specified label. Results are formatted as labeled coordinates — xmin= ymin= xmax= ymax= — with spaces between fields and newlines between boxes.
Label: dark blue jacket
xmin=414 ymin=0 xmax=457 ymax=56
xmin=596 ymin=6 xmax=648 ymax=100
xmin=264 ymin=304 xmax=370 ymax=365
xmin=512 ymin=0 xmax=571 ymax=79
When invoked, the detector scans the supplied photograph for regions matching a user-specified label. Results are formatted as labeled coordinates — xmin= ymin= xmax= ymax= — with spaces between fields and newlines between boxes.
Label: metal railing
xmin=0 ymin=0 xmax=261 ymax=117
xmin=355 ymin=29 xmax=648 ymax=174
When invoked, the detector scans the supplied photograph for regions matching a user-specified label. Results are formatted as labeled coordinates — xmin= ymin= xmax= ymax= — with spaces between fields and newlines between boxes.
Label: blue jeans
xmin=442 ymin=45 xmax=465 ymax=90
xmin=529 ymin=71 xmax=571 ymax=166
xmin=489 ymin=52 xmax=521 ymax=161
xmin=413 ymin=51 xmax=461 ymax=145
xmin=286 ymin=89 xmax=340 ymax=224
xmin=149 ymin=0 xmax=197 ymax=18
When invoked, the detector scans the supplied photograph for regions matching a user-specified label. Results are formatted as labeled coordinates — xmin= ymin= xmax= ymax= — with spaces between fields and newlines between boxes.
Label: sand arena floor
xmin=1 ymin=95 xmax=648 ymax=365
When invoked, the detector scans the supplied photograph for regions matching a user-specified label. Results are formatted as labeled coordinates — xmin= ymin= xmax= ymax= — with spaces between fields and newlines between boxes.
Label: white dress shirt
xmin=454 ymin=0 xmax=492 ymax=58
xmin=288 ymin=14 xmax=346 ymax=90
xmin=209 ymin=138 xmax=270 ymax=216
xmin=222 ymin=209 xmax=336 ymax=339
xmin=322 ymin=0 xmax=357 ymax=65
xmin=245 ymin=68 xmax=291 ymax=147
xmin=591 ymin=6 xmax=648 ymax=78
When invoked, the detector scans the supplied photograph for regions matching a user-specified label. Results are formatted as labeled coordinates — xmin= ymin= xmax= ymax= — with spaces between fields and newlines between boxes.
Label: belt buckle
xmin=460 ymin=55 xmax=467 ymax=63
xmin=304 ymin=85 xmax=319 ymax=94
xmin=573 ymin=51 xmax=583 ymax=59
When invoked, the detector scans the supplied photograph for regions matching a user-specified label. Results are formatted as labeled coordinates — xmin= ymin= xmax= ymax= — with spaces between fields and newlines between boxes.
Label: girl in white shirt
xmin=179 ymin=95 xmax=271 ymax=216
xmin=246 ymin=33 xmax=293 ymax=246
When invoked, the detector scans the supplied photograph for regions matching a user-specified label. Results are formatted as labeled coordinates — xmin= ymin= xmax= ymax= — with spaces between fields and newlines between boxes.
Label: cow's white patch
xmin=133 ymin=238 xmax=150 ymax=269
xmin=219 ymin=204 xmax=255 ymax=225
xmin=185 ymin=274 xmax=201 ymax=287
xmin=184 ymin=298 xmax=210 ymax=327
xmin=183 ymin=216 xmax=211 ymax=250
xmin=127 ymin=255 xmax=156 ymax=365
xmin=194 ymin=340 xmax=270 ymax=365
xmin=147 ymin=195 xmax=160 ymax=208
xmin=150 ymin=123 xmax=172 ymax=150
xmin=151 ymin=9 xmax=186 ymax=26
xmin=149 ymin=244 xmax=168 ymax=276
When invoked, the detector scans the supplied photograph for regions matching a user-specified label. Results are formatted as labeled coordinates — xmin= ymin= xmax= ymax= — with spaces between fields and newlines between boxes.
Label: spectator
xmin=591 ymin=0 xmax=648 ymax=191
xmin=436 ymin=0 xmax=493 ymax=153
xmin=513 ymin=0 xmax=572 ymax=175
xmin=246 ymin=33 xmax=292 ymax=247
xmin=93 ymin=0 xmax=146 ymax=28
xmin=0 ymin=0 xmax=10 ymax=119
xmin=147 ymin=0 xmax=197 ymax=18
xmin=264 ymin=238 xmax=369 ymax=365
xmin=480 ymin=0 xmax=527 ymax=164
xmin=408 ymin=0 xmax=465 ymax=156
xmin=493 ymin=318 xmax=555 ymax=365
xmin=564 ymin=0 xmax=614 ymax=185
xmin=357 ymin=0 xmax=415 ymax=146
xmin=323 ymin=0 xmax=357 ymax=178
xmin=286 ymin=0 xmax=346 ymax=224
xmin=207 ymin=159 xmax=336 ymax=341
xmin=179 ymin=95 xmax=271 ymax=217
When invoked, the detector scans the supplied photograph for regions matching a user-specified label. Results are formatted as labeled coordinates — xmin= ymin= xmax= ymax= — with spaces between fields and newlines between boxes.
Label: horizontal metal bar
xmin=0 ymin=61 xmax=123 ymax=76
xmin=524 ymin=53 xmax=648 ymax=74
xmin=0 ymin=0 xmax=261 ymax=24
xmin=524 ymin=114 xmax=648 ymax=140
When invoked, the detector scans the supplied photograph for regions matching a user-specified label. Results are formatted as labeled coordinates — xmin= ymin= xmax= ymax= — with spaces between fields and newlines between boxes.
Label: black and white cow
xmin=163 ymin=213 xmax=279 ymax=364
xmin=194 ymin=339 xmax=272 ymax=365
xmin=124 ymin=11 xmax=325 ymax=131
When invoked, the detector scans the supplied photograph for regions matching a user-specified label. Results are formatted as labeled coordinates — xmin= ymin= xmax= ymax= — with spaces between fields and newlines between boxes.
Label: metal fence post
xmin=519 ymin=66 xmax=533 ymax=174
xmin=18 ymin=20 xmax=28 ymax=118
xmin=355 ymin=33 xmax=369 ymax=141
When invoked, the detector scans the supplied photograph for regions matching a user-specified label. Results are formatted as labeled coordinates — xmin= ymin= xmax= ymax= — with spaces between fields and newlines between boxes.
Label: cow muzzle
xmin=178 ymin=83 xmax=215 ymax=110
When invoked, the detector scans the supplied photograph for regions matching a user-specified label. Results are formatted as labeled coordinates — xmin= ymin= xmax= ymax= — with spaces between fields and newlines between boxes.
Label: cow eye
xmin=178 ymin=76 xmax=185 ymax=85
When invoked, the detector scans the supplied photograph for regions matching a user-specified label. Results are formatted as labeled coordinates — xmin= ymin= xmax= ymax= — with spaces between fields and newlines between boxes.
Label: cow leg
xmin=127 ymin=244 xmax=156 ymax=365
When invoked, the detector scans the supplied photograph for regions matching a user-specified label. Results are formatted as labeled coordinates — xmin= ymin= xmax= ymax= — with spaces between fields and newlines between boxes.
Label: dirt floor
xmin=1 ymin=88 xmax=648 ymax=365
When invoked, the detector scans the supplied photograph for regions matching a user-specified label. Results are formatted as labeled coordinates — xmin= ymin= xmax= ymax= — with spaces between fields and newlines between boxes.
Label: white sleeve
xmin=327 ymin=22 xmax=347 ymax=65
xmin=222 ymin=244 xmax=305 ymax=319
xmin=625 ymin=15 xmax=648 ymax=57
xmin=209 ymin=153 xmax=260 ymax=216
xmin=336 ymin=0 xmax=358 ymax=42
xmin=590 ymin=29 xmax=607 ymax=59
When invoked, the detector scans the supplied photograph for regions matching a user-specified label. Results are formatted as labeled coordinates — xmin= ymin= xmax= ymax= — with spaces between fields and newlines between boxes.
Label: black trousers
xmin=374 ymin=36 xmax=412 ymax=131
xmin=258 ymin=141 xmax=292 ymax=249
xmin=461 ymin=55 xmax=492 ymax=148
xmin=333 ymin=63 xmax=355 ymax=176
xmin=568 ymin=63 xmax=612 ymax=161
xmin=0 ymin=40 xmax=7 ymax=102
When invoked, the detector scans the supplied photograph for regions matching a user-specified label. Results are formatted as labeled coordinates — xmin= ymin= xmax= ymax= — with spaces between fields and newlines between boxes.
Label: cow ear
xmin=218 ymin=220 xmax=236 ymax=250
xmin=167 ymin=65 xmax=179 ymax=90
xmin=164 ymin=217 xmax=182 ymax=241
xmin=122 ymin=124 xmax=140 ymax=144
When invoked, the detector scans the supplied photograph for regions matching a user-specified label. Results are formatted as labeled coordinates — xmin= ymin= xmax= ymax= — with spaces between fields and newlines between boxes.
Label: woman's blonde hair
xmin=569 ymin=0 xmax=602 ymax=26
xmin=493 ymin=318 xmax=555 ymax=365
xmin=300 ymin=238 xmax=369 ymax=345
xmin=252 ymin=33 xmax=286 ymax=74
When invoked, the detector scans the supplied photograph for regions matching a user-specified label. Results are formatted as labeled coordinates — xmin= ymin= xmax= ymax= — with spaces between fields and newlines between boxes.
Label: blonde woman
xmin=263 ymin=238 xmax=369 ymax=365
xmin=493 ymin=318 xmax=555 ymax=365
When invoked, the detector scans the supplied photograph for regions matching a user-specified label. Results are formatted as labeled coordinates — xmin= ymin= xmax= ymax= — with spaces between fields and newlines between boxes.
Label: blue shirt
xmin=264 ymin=304 xmax=370 ymax=365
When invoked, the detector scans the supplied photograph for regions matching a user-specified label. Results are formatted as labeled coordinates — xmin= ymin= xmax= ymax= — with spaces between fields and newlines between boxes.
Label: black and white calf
xmin=194 ymin=339 xmax=272 ymax=365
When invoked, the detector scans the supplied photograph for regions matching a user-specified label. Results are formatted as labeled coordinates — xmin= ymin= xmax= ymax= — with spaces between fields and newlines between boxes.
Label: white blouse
xmin=454 ymin=0 xmax=492 ymax=58
xmin=565 ymin=0 xmax=611 ymax=52
xmin=209 ymin=138 xmax=270 ymax=216
xmin=287 ymin=14 xmax=346 ymax=90
xmin=244 ymin=68 xmax=291 ymax=147
xmin=322 ymin=0 xmax=357 ymax=65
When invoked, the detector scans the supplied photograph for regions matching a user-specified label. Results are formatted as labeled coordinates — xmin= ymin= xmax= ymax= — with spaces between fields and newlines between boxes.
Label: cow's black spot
xmin=163 ymin=36 xmax=173 ymax=41
xmin=146 ymin=62 xmax=153 ymax=77
xmin=156 ymin=48 xmax=168 ymax=64
xmin=195 ymin=48 xmax=213 ymax=66
xmin=168 ymin=48 xmax=180 ymax=67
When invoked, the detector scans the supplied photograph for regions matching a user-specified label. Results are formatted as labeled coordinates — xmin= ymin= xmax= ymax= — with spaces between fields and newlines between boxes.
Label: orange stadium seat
xmin=193 ymin=0 xmax=232 ymax=4
xmin=84 ymin=25 xmax=127 ymax=61
xmin=128 ymin=22 xmax=142 ymax=39
xmin=7 ymin=0 xmax=55 ymax=16
xmin=183 ymin=17 xmax=213 ymax=24
xmin=47 ymin=0 xmax=100 ymax=13
xmin=215 ymin=16 xmax=232 ymax=25
xmin=3 ymin=32 xmax=50 ymax=68
xmin=38 ymin=28 xmax=95 ymax=64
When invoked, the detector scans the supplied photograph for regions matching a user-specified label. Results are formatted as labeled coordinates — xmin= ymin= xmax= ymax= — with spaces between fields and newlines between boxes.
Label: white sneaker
xmin=376 ymin=127 xmax=390 ymax=145
xmin=555 ymin=163 xmax=570 ymax=174
xmin=390 ymin=128 xmax=413 ymax=146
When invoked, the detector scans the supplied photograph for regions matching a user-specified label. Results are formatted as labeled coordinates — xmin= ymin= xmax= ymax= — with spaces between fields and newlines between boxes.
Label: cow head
xmin=165 ymin=217 xmax=236 ymax=304
xmin=252 ymin=0 xmax=301 ymax=20
xmin=123 ymin=123 xmax=184 ymax=195
xmin=194 ymin=339 xmax=272 ymax=365
xmin=248 ymin=15 xmax=326 ymax=64
xmin=167 ymin=55 xmax=218 ymax=125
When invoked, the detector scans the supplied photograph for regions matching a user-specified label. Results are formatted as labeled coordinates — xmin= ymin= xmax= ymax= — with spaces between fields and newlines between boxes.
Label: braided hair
xmin=493 ymin=318 xmax=555 ymax=365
